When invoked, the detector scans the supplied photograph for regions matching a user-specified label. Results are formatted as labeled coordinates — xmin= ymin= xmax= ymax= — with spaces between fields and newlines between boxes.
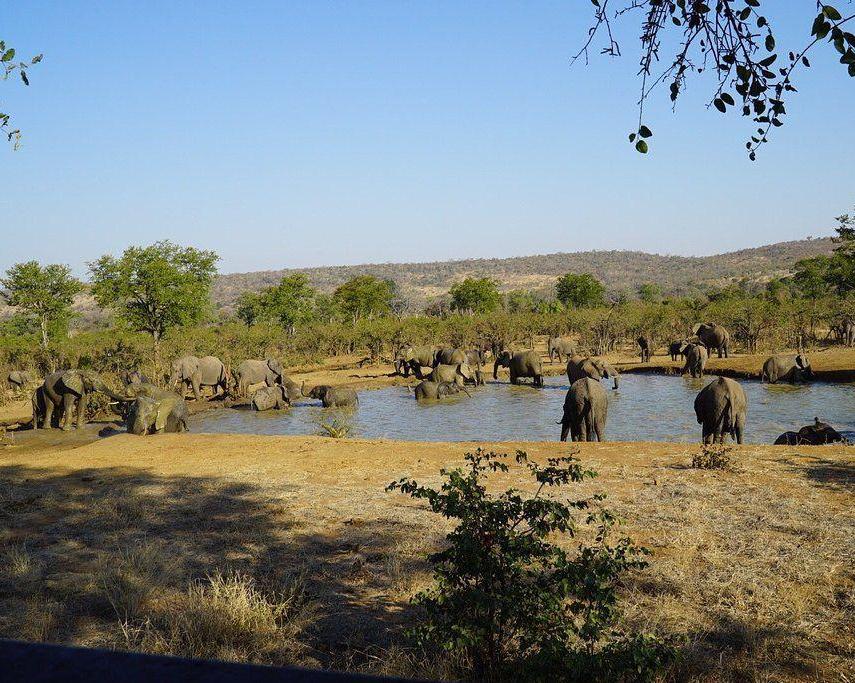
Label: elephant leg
xmin=595 ymin=421 xmax=605 ymax=443
xmin=76 ymin=393 xmax=89 ymax=428
xmin=734 ymin=415 xmax=745 ymax=445
xmin=43 ymin=399 xmax=53 ymax=430
xmin=192 ymin=380 xmax=202 ymax=401
xmin=61 ymin=394 xmax=76 ymax=431
xmin=560 ymin=421 xmax=570 ymax=442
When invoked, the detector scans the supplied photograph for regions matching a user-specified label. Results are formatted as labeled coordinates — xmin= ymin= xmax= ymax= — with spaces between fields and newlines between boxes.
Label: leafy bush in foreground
xmin=387 ymin=449 xmax=672 ymax=681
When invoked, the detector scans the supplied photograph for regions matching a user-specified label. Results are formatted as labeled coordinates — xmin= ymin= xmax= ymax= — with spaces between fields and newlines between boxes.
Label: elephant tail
xmin=717 ymin=395 xmax=734 ymax=438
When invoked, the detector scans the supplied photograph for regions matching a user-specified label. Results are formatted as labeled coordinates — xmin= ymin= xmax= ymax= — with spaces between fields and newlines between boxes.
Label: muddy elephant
xmin=694 ymin=323 xmax=730 ymax=358
xmin=414 ymin=380 xmax=470 ymax=401
xmin=32 ymin=370 xmax=126 ymax=430
xmin=394 ymin=345 xmax=439 ymax=379
xmin=548 ymin=337 xmax=575 ymax=364
xmin=170 ymin=355 xmax=229 ymax=400
xmin=464 ymin=349 xmax=486 ymax=385
xmin=493 ymin=350 xmax=543 ymax=387
xmin=559 ymin=378 xmax=608 ymax=442
xmin=681 ymin=343 xmax=708 ymax=378
xmin=303 ymin=384 xmax=359 ymax=408
xmin=761 ymin=353 xmax=812 ymax=384
xmin=637 ymin=336 xmax=653 ymax=363
xmin=435 ymin=347 xmax=466 ymax=366
xmin=251 ymin=384 xmax=294 ymax=411
xmin=694 ymin=377 xmax=747 ymax=444
xmin=233 ymin=358 xmax=285 ymax=397
xmin=669 ymin=341 xmax=687 ymax=362
xmin=126 ymin=388 xmax=189 ymax=435
xmin=566 ymin=355 xmax=620 ymax=390
xmin=7 ymin=370 xmax=34 ymax=390
xmin=429 ymin=362 xmax=473 ymax=388
xmin=774 ymin=418 xmax=845 ymax=445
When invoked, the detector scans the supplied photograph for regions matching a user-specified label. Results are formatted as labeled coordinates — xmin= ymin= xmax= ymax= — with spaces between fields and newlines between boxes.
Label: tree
xmin=235 ymin=291 xmax=262 ymax=328
xmin=791 ymin=207 xmax=855 ymax=297
xmin=555 ymin=273 xmax=605 ymax=308
xmin=258 ymin=274 xmax=318 ymax=334
xmin=578 ymin=3 xmax=855 ymax=158
xmin=449 ymin=277 xmax=502 ymax=314
xmin=638 ymin=282 xmax=662 ymax=303
xmin=1 ymin=261 xmax=82 ymax=349
xmin=0 ymin=40 xmax=42 ymax=149
xmin=333 ymin=275 xmax=394 ymax=321
xmin=89 ymin=241 xmax=219 ymax=367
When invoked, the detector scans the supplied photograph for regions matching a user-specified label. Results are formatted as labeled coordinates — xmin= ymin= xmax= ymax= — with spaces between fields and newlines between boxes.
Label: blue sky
xmin=1 ymin=1 xmax=852 ymax=277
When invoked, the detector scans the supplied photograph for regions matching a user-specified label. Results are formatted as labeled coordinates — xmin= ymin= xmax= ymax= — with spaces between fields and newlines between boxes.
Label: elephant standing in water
xmin=559 ymin=378 xmax=608 ymax=442
xmin=694 ymin=323 xmax=731 ymax=358
xmin=694 ymin=377 xmax=747 ymax=444
xmin=233 ymin=358 xmax=285 ymax=397
xmin=303 ymin=384 xmax=359 ymax=408
xmin=548 ymin=337 xmax=575 ymax=364
xmin=435 ymin=347 xmax=466 ymax=366
xmin=761 ymin=353 xmax=812 ymax=384
xmin=32 ymin=370 xmax=126 ymax=430
xmin=414 ymin=380 xmax=470 ymax=401
xmin=170 ymin=355 xmax=229 ymax=400
xmin=429 ymin=362 xmax=473 ymax=388
xmin=251 ymin=384 xmax=299 ymax=411
xmin=7 ymin=370 xmax=34 ymax=390
xmin=566 ymin=355 xmax=619 ymax=389
xmin=394 ymin=345 xmax=439 ymax=379
xmin=464 ymin=349 xmax=486 ymax=385
xmin=121 ymin=384 xmax=189 ymax=435
xmin=681 ymin=343 xmax=708 ymax=378
xmin=637 ymin=336 xmax=653 ymax=363
xmin=493 ymin=350 xmax=543 ymax=387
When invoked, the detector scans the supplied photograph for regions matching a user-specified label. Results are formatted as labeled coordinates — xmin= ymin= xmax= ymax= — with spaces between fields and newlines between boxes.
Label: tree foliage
xmin=0 ymin=261 xmax=82 ymax=348
xmin=578 ymin=2 xmax=855 ymax=157
xmin=792 ymin=208 xmax=855 ymax=297
xmin=332 ymin=275 xmax=395 ymax=321
xmin=556 ymin=273 xmax=606 ymax=308
xmin=0 ymin=39 xmax=42 ymax=149
xmin=449 ymin=277 xmax=502 ymax=314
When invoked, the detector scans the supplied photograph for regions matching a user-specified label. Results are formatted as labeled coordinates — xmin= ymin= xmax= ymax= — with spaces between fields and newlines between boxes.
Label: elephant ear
xmin=458 ymin=363 xmax=472 ymax=380
xmin=691 ymin=323 xmax=702 ymax=335
xmin=268 ymin=359 xmax=284 ymax=375
xmin=60 ymin=371 xmax=85 ymax=395
xmin=154 ymin=401 xmax=171 ymax=432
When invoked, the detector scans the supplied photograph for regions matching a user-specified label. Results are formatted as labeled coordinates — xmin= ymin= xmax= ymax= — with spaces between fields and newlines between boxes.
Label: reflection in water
xmin=193 ymin=375 xmax=855 ymax=444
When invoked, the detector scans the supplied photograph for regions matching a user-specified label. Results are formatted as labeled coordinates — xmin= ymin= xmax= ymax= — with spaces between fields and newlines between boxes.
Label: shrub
xmin=691 ymin=445 xmax=734 ymax=470
xmin=387 ymin=449 xmax=672 ymax=681
xmin=317 ymin=419 xmax=351 ymax=439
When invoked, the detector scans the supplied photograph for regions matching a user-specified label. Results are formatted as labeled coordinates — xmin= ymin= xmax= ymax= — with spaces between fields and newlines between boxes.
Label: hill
xmin=212 ymin=237 xmax=836 ymax=313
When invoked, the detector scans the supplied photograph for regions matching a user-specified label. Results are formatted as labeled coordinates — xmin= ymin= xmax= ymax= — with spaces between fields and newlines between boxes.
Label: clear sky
xmin=1 ymin=2 xmax=852 ymax=277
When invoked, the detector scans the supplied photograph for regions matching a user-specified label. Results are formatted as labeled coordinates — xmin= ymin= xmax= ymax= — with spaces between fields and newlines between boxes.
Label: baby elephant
xmin=761 ymin=353 xmax=812 ymax=383
xmin=251 ymin=385 xmax=291 ymax=411
xmin=681 ymin=343 xmax=708 ymax=378
xmin=559 ymin=378 xmax=608 ymax=442
xmin=414 ymin=380 xmax=470 ymax=401
xmin=127 ymin=390 xmax=189 ymax=435
xmin=305 ymin=384 xmax=359 ymax=408
xmin=7 ymin=370 xmax=34 ymax=390
xmin=774 ymin=418 xmax=845 ymax=445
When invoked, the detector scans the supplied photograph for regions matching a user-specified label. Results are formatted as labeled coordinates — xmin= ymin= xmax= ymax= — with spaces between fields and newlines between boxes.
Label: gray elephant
xmin=414 ymin=380 xmax=470 ymax=401
xmin=127 ymin=388 xmax=189 ymax=435
xmin=774 ymin=418 xmax=845 ymax=445
xmin=668 ymin=341 xmax=687 ymax=362
xmin=121 ymin=370 xmax=149 ymax=386
xmin=169 ymin=355 xmax=229 ymax=400
xmin=429 ymin=362 xmax=473 ymax=387
xmin=32 ymin=369 xmax=126 ymax=430
xmin=694 ymin=323 xmax=730 ymax=358
xmin=637 ymin=336 xmax=653 ymax=363
xmin=842 ymin=318 xmax=854 ymax=347
xmin=304 ymin=384 xmax=359 ymax=408
xmin=435 ymin=347 xmax=466 ymax=366
xmin=7 ymin=370 xmax=34 ymax=390
xmin=559 ymin=378 xmax=608 ymax=442
xmin=566 ymin=355 xmax=620 ymax=390
xmin=251 ymin=385 xmax=293 ymax=411
xmin=493 ymin=350 xmax=543 ymax=387
xmin=681 ymin=343 xmax=708 ymax=378
xmin=464 ymin=349 xmax=486 ymax=386
xmin=694 ymin=376 xmax=747 ymax=444
xmin=761 ymin=353 xmax=812 ymax=384
xmin=394 ymin=345 xmax=439 ymax=379
xmin=233 ymin=358 xmax=285 ymax=397
xmin=547 ymin=337 xmax=575 ymax=364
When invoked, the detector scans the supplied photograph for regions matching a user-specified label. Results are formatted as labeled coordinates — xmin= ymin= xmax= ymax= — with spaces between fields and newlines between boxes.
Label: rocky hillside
xmin=213 ymin=237 xmax=835 ymax=312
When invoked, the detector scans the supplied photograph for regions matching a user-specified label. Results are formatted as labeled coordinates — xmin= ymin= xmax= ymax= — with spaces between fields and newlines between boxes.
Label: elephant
xmin=559 ymin=378 xmax=608 ymax=442
xmin=637 ymin=336 xmax=653 ymax=363
xmin=681 ymin=343 xmax=708 ymax=378
xmin=547 ymin=337 xmax=575 ymax=364
xmin=842 ymin=318 xmax=854 ymax=347
xmin=493 ymin=350 xmax=543 ymax=387
xmin=121 ymin=370 xmax=149 ymax=386
xmin=394 ymin=345 xmax=439 ymax=379
xmin=169 ymin=355 xmax=229 ymax=400
xmin=126 ymin=389 xmax=189 ymax=435
xmin=435 ymin=347 xmax=466 ymax=366
xmin=761 ymin=353 xmax=813 ymax=384
xmin=669 ymin=341 xmax=687 ymax=362
xmin=774 ymin=418 xmax=845 ymax=445
xmin=429 ymin=362 xmax=473 ymax=387
xmin=566 ymin=355 xmax=620 ymax=390
xmin=694 ymin=323 xmax=730 ymax=358
xmin=464 ymin=349 xmax=486 ymax=386
xmin=414 ymin=380 xmax=470 ymax=401
xmin=303 ymin=384 xmax=359 ymax=408
xmin=7 ymin=370 xmax=34 ymax=390
xmin=233 ymin=358 xmax=285 ymax=397
xmin=251 ymin=385 xmax=293 ymax=411
xmin=694 ymin=376 xmax=747 ymax=444
xmin=32 ymin=369 xmax=126 ymax=430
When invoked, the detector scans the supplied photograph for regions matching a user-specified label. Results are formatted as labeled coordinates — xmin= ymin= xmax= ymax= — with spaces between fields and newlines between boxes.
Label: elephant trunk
xmin=493 ymin=360 xmax=500 ymax=380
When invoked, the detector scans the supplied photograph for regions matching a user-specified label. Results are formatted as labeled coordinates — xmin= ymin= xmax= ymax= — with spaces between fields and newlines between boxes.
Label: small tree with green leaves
xmin=1 ymin=261 xmax=82 ymax=349
xmin=89 ymin=241 xmax=219 ymax=369
xmin=556 ymin=273 xmax=606 ymax=309
xmin=387 ymin=449 xmax=671 ymax=681
xmin=450 ymin=277 xmax=502 ymax=314
xmin=333 ymin=275 xmax=394 ymax=322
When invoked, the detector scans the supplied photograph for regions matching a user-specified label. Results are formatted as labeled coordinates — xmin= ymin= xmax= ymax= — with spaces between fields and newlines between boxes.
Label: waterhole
xmin=192 ymin=374 xmax=855 ymax=444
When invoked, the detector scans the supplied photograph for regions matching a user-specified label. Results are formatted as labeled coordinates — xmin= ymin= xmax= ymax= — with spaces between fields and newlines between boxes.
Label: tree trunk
xmin=40 ymin=314 xmax=48 ymax=350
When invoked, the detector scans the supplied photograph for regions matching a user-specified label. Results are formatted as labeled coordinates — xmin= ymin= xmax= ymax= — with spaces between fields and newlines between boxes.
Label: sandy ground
xmin=0 ymin=432 xmax=851 ymax=679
